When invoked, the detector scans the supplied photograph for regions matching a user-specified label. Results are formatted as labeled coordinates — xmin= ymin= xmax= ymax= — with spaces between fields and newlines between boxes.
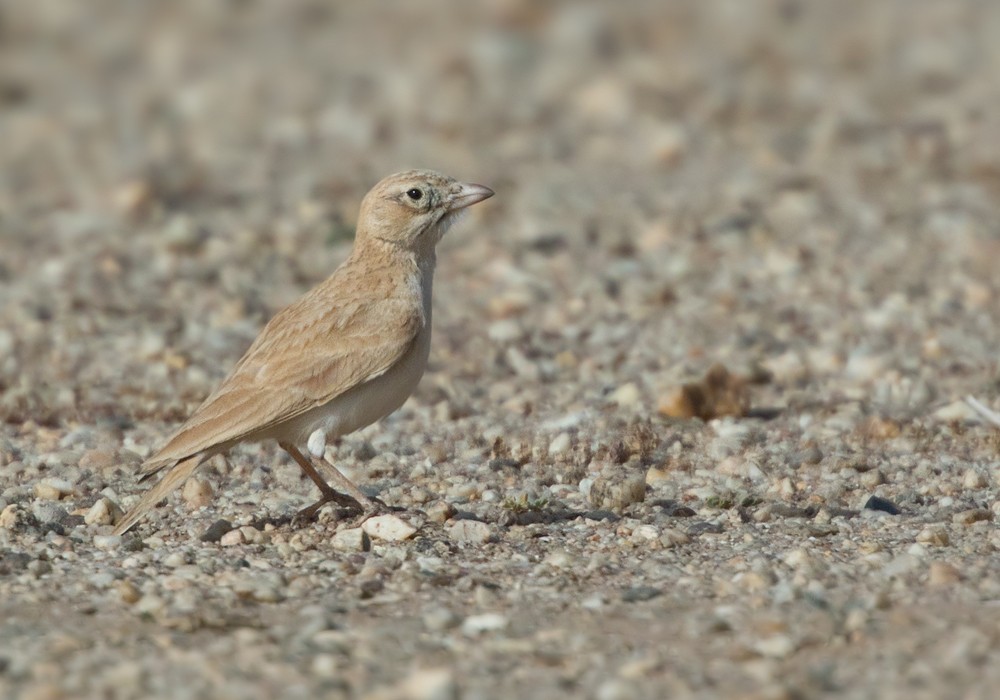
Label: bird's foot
xmin=291 ymin=488 xmax=363 ymax=528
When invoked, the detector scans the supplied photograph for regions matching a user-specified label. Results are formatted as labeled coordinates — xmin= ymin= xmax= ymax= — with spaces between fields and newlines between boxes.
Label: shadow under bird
xmin=113 ymin=170 xmax=494 ymax=535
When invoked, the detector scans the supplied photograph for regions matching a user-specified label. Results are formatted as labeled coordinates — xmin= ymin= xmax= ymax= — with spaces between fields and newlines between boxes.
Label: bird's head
xmin=356 ymin=170 xmax=494 ymax=253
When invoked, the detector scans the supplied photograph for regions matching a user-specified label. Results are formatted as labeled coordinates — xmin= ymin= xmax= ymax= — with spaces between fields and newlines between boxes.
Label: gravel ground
xmin=3 ymin=2 xmax=1000 ymax=698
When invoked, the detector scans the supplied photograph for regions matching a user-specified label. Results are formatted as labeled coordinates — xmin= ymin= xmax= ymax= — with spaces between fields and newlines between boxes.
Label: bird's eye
xmin=406 ymin=188 xmax=423 ymax=201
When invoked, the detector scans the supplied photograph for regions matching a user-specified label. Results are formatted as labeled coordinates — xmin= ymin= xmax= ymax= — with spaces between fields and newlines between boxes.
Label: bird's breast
xmin=287 ymin=323 xmax=432 ymax=443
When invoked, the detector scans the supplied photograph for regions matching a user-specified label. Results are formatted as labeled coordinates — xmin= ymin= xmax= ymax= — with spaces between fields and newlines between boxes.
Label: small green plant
xmin=502 ymin=494 xmax=550 ymax=513
xmin=705 ymin=494 xmax=735 ymax=509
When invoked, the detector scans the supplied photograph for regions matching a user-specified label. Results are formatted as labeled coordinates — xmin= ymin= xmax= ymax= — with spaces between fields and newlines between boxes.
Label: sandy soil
xmin=2 ymin=2 xmax=1000 ymax=698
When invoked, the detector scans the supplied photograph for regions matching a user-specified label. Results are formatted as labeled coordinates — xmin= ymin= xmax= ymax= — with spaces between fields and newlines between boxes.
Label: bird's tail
xmin=113 ymin=455 xmax=204 ymax=535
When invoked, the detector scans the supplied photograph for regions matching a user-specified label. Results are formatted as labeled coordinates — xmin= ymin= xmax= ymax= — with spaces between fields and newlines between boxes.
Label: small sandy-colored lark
xmin=113 ymin=170 xmax=494 ymax=535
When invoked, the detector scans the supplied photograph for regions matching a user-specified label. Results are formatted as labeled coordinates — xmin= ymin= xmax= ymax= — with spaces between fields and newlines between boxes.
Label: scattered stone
xmin=609 ymin=382 xmax=641 ymax=407
xmin=860 ymin=470 xmax=886 ymax=488
xmin=582 ymin=510 xmax=620 ymax=521
xmin=394 ymin=668 xmax=458 ymax=700
xmin=650 ymin=500 xmax=696 ymax=517
xmin=927 ymin=561 xmax=962 ymax=587
xmin=117 ymin=580 xmax=142 ymax=604
xmin=31 ymin=502 xmax=69 ymax=526
xmin=589 ymin=467 xmax=646 ymax=511
xmin=232 ymin=573 xmax=285 ymax=603
xmin=883 ymin=553 xmax=921 ymax=578
xmin=953 ymin=509 xmax=992 ymax=526
xmin=916 ymin=526 xmax=950 ymax=546
xmin=353 ymin=441 xmax=378 ymax=461
xmin=630 ymin=524 xmax=660 ymax=542
xmin=754 ymin=634 xmax=797 ymax=659
xmin=446 ymin=519 xmax=492 ymax=544
xmin=363 ymin=514 xmax=418 ymax=541
xmin=622 ymin=586 xmax=662 ymax=602
xmin=688 ymin=521 xmax=725 ymax=535
xmin=424 ymin=500 xmax=456 ymax=524
xmin=79 ymin=448 xmax=119 ymax=471
xmin=93 ymin=535 xmax=122 ymax=550
xmin=331 ymin=527 xmax=370 ymax=552
xmin=863 ymin=496 xmax=902 ymax=515
xmin=181 ymin=477 xmax=214 ymax=508
xmin=199 ymin=519 xmax=233 ymax=543
xmin=659 ymin=528 xmax=690 ymax=547
xmin=595 ymin=679 xmax=640 ymax=700
xmin=239 ymin=525 xmax=264 ymax=543
xmin=644 ymin=464 xmax=672 ymax=486
xmin=962 ymin=469 xmax=987 ymax=490
xmin=84 ymin=497 xmax=121 ymax=526
xmin=0 ymin=550 xmax=31 ymax=576
xmin=423 ymin=607 xmax=461 ymax=633
xmin=548 ymin=432 xmax=572 ymax=454
xmin=220 ymin=529 xmax=247 ymax=546
xmin=461 ymin=613 xmax=508 ymax=635
xmin=34 ymin=478 xmax=75 ymax=501
xmin=0 ymin=504 xmax=27 ymax=530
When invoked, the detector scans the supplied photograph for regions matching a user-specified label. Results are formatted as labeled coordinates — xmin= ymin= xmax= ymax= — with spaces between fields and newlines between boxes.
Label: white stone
xmin=548 ymin=432 xmax=572 ymax=454
xmin=220 ymin=529 xmax=247 ymax=546
xmin=93 ymin=535 xmax=123 ymax=550
xmin=446 ymin=519 xmax=491 ymax=544
xmin=396 ymin=668 xmax=457 ymax=700
xmin=461 ymin=612 xmax=508 ymax=635
xmin=34 ymin=478 xmax=75 ymax=500
xmin=331 ymin=527 xmax=369 ymax=552
xmin=84 ymin=497 xmax=120 ymax=526
xmin=363 ymin=514 xmax=418 ymax=541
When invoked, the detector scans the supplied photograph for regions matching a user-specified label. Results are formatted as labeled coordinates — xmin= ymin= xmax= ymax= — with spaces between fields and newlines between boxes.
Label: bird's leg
xmin=280 ymin=442 xmax=365 ymax=524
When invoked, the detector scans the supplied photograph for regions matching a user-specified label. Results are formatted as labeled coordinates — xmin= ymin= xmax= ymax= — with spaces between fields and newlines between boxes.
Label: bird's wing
xmin=139 ymin=288 xmax=423 ymax=474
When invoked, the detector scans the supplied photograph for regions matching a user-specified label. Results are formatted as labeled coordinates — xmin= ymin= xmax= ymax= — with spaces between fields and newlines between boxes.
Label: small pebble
xmin=916 ymin=526 xmax=950 ymax=546
xmin=461 ymin=613 xmax=508 ymax=635
xmin=953 ymin=509 xmax=992 ymax=526
xmin=396 ymin=668 xmax=457 ymax=700
xmin=927 ymin=561 xmax=962 ymax=587
xmin=331 ymin=527 xmax=370 ymax=552
xmin=589 ymin=468 xmax=646 ymax=511
xmin=362 ymin=514 xmax=418 ymax=541
xmin=548 ymin=432 xmax=572 ymax=454
xmin=863 ymin=496 xmax=901 ymax=515
xmin=34 ymin=478 xmax=75 ymax=501
xmin=622 ymin=586 xmax=662 ymax=602
xmin=423 ymin=607 xmax=461 ymax=633
xmin=962 ymin=469 xmax=987 ymax=490
xmin=117 ymin=580 xmax=142 ymax=604
xmin=84 ymin=497 xmax=120 ymax=526
xmin=220 ymin=529 xmax=247 ymax=547
xmin=0 ymin=503 xmax=24 ymax=529
xmin=93 ymin=535 xmax=122 ymax=550
xmin=199 ymin=519 xmax=233 ymax=543
xmin=424 ymin=501 xmax=456 ymax=524
xmin=181 ymin=477 xmax=214 ymax=508
xmin=446 ymin=519 xmax=492 ymax=544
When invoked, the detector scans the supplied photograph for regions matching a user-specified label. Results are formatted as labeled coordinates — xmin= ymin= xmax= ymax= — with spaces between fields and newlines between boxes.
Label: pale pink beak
xmin=448 ymin=182 xmax=495 ymax=211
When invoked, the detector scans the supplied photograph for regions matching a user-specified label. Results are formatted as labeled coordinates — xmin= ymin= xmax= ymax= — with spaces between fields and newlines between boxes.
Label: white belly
xmin=282 ymin=324 xmax=432 ymax=446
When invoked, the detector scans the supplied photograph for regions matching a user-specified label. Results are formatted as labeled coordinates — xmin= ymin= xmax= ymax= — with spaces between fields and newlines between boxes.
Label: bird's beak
xmin=448 ymin=182 xmax=495 ymax=211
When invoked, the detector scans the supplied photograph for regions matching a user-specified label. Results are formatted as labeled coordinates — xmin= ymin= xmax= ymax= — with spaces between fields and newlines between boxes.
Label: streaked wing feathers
xmin=140 ymin=286 xmax=422 ymax=473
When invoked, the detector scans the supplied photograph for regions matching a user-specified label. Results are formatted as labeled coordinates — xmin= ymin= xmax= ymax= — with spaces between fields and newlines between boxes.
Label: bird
xmin=112 ymin=169 xmax=494 ymax=535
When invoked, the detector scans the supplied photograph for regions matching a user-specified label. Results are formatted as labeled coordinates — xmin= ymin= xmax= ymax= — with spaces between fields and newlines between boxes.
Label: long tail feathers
xmin=113 ymin=455 xmax=204 ymax=536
